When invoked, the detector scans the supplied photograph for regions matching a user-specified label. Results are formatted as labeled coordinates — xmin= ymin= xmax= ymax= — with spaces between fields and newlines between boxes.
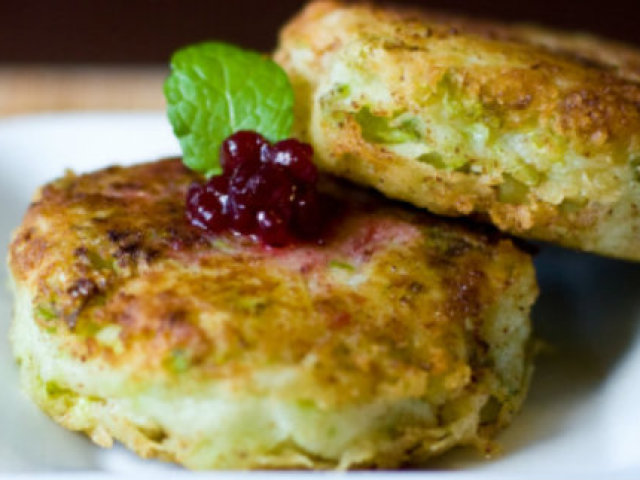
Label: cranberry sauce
xmin=186 ymin=131 xmax=334 ymax=246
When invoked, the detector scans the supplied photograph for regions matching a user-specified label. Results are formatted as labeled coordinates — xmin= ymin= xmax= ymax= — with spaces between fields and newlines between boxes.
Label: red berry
xmin=259 ymin=142 xmax=275 ymax=164
xmin=220 ymin=130 xmax=266 ymax=173
xmin=256 ymin=210 xmax=290 ymax=246
xmin=229 ymin=160 xmax=260 ymax=204
xmin=257 ymin=165 xmax=295 ymax=210
xmin=293 ymin=187 xmax=323 ymax=238
xmin=186 ymin=182 xmax=229 ymax=232
xmin=271 ymin=139 xmax=318 ymax=183
xmin=229 ymin=202 xmax=255 ymax=234
xmin=205 ymin=173 xmax=230 ymax=196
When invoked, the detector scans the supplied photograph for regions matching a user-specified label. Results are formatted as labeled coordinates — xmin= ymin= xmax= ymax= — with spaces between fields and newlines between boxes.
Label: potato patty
xmin=275 ymin=1 xmax=640 ymax=261
xmin=8 ymin=159 xmax=537 ymax=469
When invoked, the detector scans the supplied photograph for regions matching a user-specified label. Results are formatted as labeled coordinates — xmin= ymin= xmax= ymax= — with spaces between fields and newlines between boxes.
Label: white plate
xmin=1 ymin=112 xmax=639 ymax=480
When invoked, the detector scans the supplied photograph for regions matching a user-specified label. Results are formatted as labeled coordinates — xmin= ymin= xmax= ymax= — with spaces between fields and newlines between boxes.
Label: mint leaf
xmin=164 ymin=42 xmax=294 ymax=177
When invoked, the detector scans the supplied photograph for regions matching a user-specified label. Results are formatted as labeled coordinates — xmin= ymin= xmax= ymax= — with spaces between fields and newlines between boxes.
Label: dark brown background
xmin=0 ymin=0 xmax=639 ymax=64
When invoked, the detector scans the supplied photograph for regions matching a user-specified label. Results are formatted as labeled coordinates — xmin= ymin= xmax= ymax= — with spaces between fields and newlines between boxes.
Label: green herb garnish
xmin=164 ymin=42 xmax=295 ymax=177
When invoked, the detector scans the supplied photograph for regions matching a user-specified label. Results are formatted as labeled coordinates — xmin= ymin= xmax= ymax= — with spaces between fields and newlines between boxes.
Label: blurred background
xmin=1 ymin=0 xmax=639 ymax=116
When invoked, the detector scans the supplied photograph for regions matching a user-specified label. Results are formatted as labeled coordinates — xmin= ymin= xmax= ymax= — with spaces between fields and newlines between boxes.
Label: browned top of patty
xmin=9 ymin=159 xmax=536 ymax=405
xmin=278 ymin=0 xmax=640 ymax=163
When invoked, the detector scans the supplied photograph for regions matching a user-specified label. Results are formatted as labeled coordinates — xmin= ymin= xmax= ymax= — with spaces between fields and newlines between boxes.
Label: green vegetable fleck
xmin=45 ymin=381 xmax=73 ymax=397
xmin=164 ymin=42 xmax=295 ymax=177
xmin=86 ymin=250 xmax=114 ymax=271
xmin=165 ymin=349 xmax=191 ymax=374
xmin=355 ymin=108 xmax=423 ymax=144
xmin=631 ymin=156 xmax=640 ymax=181
xmin=237 ymin=296 xmax=267 ymax=314
xmin=35 ymin=304 xmax=57 ymax=321
xmin=329 ymin=260 xmax=356 ymax=272
xmin=417 ymin=152 xmax=446 ymax=169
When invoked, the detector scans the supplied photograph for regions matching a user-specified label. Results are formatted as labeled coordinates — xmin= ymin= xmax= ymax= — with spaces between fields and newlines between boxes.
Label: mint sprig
xmin=164 ymin=42 xmax=294 ymax=177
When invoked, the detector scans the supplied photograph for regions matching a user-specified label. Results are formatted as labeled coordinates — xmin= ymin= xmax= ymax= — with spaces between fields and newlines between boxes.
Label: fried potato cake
xmin=8 ymin=159 xmax=537 ymax=469
xmin=275 ymin=1 xmax=640 ymax=261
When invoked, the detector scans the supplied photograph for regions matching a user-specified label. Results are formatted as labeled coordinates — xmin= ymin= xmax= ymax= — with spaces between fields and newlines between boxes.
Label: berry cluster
xmin=186 ymin=131 xmax=330 ymax=246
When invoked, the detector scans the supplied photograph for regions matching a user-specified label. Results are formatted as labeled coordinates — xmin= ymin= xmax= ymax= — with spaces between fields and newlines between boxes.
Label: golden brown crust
xmin=275 ymin=1 xmax=640 ymax=260
xmin=9 ymin=159 xmax=535 ymax=408
xmin=8 ymin=158 xmax=538 ymax=468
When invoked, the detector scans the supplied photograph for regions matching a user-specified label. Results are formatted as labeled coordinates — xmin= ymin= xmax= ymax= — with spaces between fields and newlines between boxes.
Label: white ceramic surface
xmin=1 ymin=113 xmax=639 ymax=479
